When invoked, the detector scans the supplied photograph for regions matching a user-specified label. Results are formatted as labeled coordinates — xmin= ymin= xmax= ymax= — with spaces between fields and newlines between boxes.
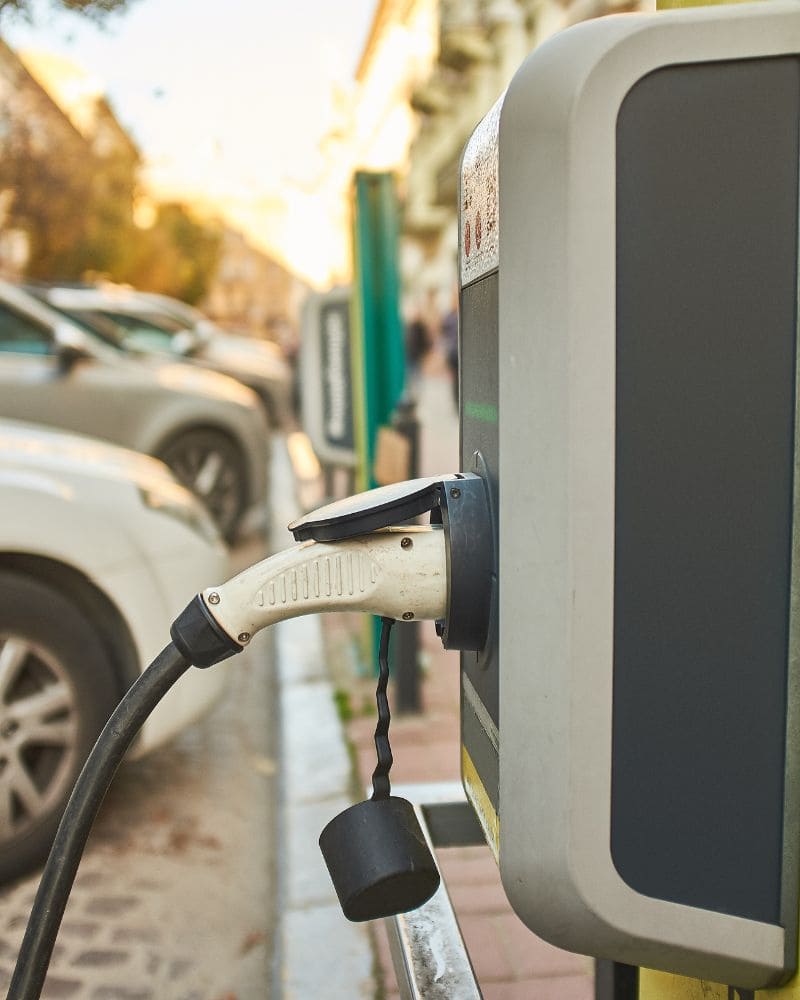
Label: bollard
xmin=391 ymin=395 xmax=422 ymax=713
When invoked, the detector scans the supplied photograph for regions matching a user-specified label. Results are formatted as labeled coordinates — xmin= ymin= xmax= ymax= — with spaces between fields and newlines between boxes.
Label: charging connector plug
xmin=171 ymin=525 xmax=447 ymax=668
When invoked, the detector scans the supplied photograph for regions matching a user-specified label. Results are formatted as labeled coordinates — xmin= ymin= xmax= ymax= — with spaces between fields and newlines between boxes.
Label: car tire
xmin=0 ymin=571 xmax=120 ymax=883
xmin=156 ymin=428 xmax=246 ymax=543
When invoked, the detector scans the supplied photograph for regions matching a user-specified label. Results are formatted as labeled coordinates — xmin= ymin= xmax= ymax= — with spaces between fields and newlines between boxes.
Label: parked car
xmin=0 ymin=418 xmax=231 ymax=880
xmin=136 ymin=291 xmax=288 ymax=365
xmin=0 ymin=281 xmax=269 ymax=541
xmin=30 ymin=284 xmax=295 ymax=429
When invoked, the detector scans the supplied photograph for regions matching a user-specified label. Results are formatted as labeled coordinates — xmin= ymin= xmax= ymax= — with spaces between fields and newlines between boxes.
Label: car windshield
xmin=155 ymin=298 xmax=207 ymax=328
xmin=44 ymin=307 xmax=128 ymax=352
xmin=100 ymin=309 xmax=188 ymax=353
xmin=41 ymin=303 xmax=199 ymax=357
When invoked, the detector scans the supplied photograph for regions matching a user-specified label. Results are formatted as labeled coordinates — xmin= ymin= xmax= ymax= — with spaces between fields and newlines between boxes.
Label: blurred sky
xmin=2 ymin=0 xmax=377 ymax=202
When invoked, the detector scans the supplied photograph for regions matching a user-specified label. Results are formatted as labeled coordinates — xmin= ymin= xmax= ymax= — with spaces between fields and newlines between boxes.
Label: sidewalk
xmin=271 ymin=437 xmax=374 ymax=1000
xmin=321 ymin=370 xmax=596 ymax=999
xmin=333 ymin=622 xmax=594 ymax=999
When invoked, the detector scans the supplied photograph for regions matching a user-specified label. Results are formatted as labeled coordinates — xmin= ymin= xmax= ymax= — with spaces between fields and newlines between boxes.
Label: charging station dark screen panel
xmin=460 ymin=271 xmax=500 ymax=811
xmin=612 ymin=57 xmax=799 ymax=923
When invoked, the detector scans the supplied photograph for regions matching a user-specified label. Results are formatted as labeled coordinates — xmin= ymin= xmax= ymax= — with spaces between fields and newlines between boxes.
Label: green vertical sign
xmin=351 ymin=171 xmax=406 ymax=666
xmin=351 ymin=171 xmax=406 ymax=491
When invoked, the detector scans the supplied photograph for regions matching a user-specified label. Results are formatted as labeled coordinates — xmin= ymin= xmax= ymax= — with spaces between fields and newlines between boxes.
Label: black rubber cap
xmin=319 ymin=796 xmax=440 ymax=922
xmin=170 ymin=595 xmax=242 ymax=668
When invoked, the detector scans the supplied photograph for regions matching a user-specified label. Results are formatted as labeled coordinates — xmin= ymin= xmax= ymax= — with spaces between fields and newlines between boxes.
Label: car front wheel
xmin=0 ymin=571 xmax=119 ymax=883
xmin=157 ymin=428 xmax=246 ymax=543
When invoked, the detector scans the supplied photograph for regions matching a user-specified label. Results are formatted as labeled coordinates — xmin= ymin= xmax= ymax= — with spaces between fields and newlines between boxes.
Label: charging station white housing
xmin=458 ymin=2 xmax=800 ymax=988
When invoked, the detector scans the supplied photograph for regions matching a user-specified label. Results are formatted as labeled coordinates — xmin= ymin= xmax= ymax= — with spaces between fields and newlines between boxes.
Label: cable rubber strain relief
xmin=170 ymin=595 xmax=242 ymax=668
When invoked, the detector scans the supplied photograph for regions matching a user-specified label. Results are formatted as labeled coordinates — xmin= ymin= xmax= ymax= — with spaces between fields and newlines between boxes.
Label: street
xmin=0 ymin=535 xmax=279 ymax=1000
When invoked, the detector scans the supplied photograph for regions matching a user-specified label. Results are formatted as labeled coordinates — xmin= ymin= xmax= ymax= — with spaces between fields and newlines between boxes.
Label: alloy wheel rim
xmin=0 ymin=635 xmax=79 ymax=840
xmin=167 ymin=442 xmax=239 ymax=535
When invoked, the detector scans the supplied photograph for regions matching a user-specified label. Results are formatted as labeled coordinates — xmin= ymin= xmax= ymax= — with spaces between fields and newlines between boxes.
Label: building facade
xmin=401 ymin=0 xmax=646 ymax=316
xmin=0 ymin=40 xmax=89 ymax=278
xmin=0 ymin=44 xmax=142 ymax=281
xmin=202 ymin=224 xmax=309 ymax=350
xmin=307 ymin=0 xmax=647 ymax=323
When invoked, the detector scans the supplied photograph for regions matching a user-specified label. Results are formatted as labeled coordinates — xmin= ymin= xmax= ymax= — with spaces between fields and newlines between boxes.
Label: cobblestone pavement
xmin=0 ymin=535 xmax=279 ymax=1000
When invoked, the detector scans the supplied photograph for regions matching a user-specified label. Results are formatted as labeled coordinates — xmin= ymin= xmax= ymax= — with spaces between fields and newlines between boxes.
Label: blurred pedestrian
xmin=405 ymin=315 xmax=431 ymax=393
xmin=440 ymin=302 xmax=459 ymax=408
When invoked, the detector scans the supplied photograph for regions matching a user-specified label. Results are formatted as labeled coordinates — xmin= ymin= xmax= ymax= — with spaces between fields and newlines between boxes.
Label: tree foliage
xmin=0 ymin=119 xmax=221 ymax=302
xmin=0 ymin=118 xmax=95 ymax=278
xmin=0 ymin=0 xmax=131 ymax=21
xmin=127 ymin=203 xmax=222 ymax=305
xmin=0 ymin=0 xmax=220 ymax=303
xmin=0 ymin=115 xmax=139 ymax=280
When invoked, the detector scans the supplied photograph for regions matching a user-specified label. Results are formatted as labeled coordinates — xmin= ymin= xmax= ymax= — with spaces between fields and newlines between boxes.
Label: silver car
xmin=31 ymin=284 xmax=295 ymax=429
xmin=0 ymin=281 xmax=269 ymax=541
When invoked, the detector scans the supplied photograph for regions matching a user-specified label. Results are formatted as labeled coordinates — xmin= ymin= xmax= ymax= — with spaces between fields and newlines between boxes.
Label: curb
xmin=271 ymin=435 xmax=375 ymax=1000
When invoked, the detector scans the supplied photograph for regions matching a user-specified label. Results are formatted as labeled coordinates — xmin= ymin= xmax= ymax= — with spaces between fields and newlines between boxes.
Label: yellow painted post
xmin=657 ymin=0 xmax=759 ymax=7
xmin=640 ymin=965 xmax=800 ymax=999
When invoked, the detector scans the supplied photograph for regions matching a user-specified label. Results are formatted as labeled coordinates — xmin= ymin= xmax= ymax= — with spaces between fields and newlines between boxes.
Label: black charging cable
xmin=7 ymin=642 xmax=191 ymax=1000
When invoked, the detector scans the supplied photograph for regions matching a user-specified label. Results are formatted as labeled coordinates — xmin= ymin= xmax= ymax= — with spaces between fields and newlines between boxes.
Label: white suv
xmin=0 ymin=419 xmax=232 ymax=881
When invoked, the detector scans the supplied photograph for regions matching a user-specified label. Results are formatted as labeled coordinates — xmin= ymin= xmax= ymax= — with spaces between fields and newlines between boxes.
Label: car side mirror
xmin=193 ymin=320 xmax=215 ymax=344
xmin=173 ymin=328 xmax=201 ymax=356
xmin=53 ymin=323 xmax=91 ymax=373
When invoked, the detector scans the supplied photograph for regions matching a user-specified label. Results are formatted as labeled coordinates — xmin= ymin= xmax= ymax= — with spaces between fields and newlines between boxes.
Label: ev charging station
xmin=458 ymin=0 xmax=800 ymax=990
xmin=11 ymin=3 xmax=800 ymax=999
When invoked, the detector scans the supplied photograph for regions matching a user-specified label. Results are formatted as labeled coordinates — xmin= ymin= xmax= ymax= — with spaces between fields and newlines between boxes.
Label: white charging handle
xmin=201 ymin=525 xmax=447 ymax=644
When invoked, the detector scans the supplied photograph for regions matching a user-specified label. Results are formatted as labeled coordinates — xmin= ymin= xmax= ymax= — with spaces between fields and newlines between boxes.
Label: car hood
xmin=0 ymin=419 xmax=178 ymax=492
xmin=149 ymin=361 xmax=259 ymax=407
xmin=200 ymin=337 xmax=291 ymax=382
xmin=61 ymin=334 xmax=259 ymax=410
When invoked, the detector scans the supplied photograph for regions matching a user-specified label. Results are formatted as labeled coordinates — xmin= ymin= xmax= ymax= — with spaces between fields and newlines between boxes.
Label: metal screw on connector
xmin=402 ymin=612 xmax=414 ymax=621
xmin=207 ymin=592 xmax=221 ymax=605
xmin=450 ymin=487 xmax=461 ymax=499
xmin=400 ymin=537 xmax=413 ymax=549
xmin=238 ymin=632 xmax=251 ymax=644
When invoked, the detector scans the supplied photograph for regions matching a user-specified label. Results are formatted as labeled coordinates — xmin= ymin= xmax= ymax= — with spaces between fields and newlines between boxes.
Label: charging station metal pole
xmin=352 ymin=171 xmax=407 ymax=667
xmin=391 ymin=397 xmax=423 ymax=713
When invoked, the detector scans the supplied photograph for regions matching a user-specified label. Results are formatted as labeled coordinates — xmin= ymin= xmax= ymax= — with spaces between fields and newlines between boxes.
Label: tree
xmin=126 ymin=203 xmax=222 ymax=305
xmin=0 ymin=0 xmax=131 ymax=20
xmin=0 ymin=114 xmax=141 ymax=280
xmin=0 ymin=111 xmax=219 ymax=296
xmin=78 ymin=139 xmax=141 ymax=278
xmin=0 ymin=117 xmax=94 ymax=278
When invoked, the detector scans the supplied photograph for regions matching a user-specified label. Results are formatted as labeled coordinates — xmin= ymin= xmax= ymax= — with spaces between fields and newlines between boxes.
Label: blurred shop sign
xmin=301 ymin=287 xmax=357 ymax=468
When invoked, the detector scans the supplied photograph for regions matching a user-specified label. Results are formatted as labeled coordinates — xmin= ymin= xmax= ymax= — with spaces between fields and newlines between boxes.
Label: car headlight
xmin=139 ymin=483 xmax=222 ymax=546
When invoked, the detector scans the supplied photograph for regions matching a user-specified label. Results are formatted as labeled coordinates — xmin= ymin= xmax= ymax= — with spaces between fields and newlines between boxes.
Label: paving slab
xmin=281 ymin=906 xmax=373 ymax=1000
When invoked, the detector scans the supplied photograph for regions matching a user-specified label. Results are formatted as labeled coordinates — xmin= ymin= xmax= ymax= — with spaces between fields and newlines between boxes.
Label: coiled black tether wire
xmin=317 ymin=614 xmax=440 ymax=923
xmin=370 ymin=617 xmax=395 ymax=800
xmin=7 ymin=642 xmax=191 ymax=1000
